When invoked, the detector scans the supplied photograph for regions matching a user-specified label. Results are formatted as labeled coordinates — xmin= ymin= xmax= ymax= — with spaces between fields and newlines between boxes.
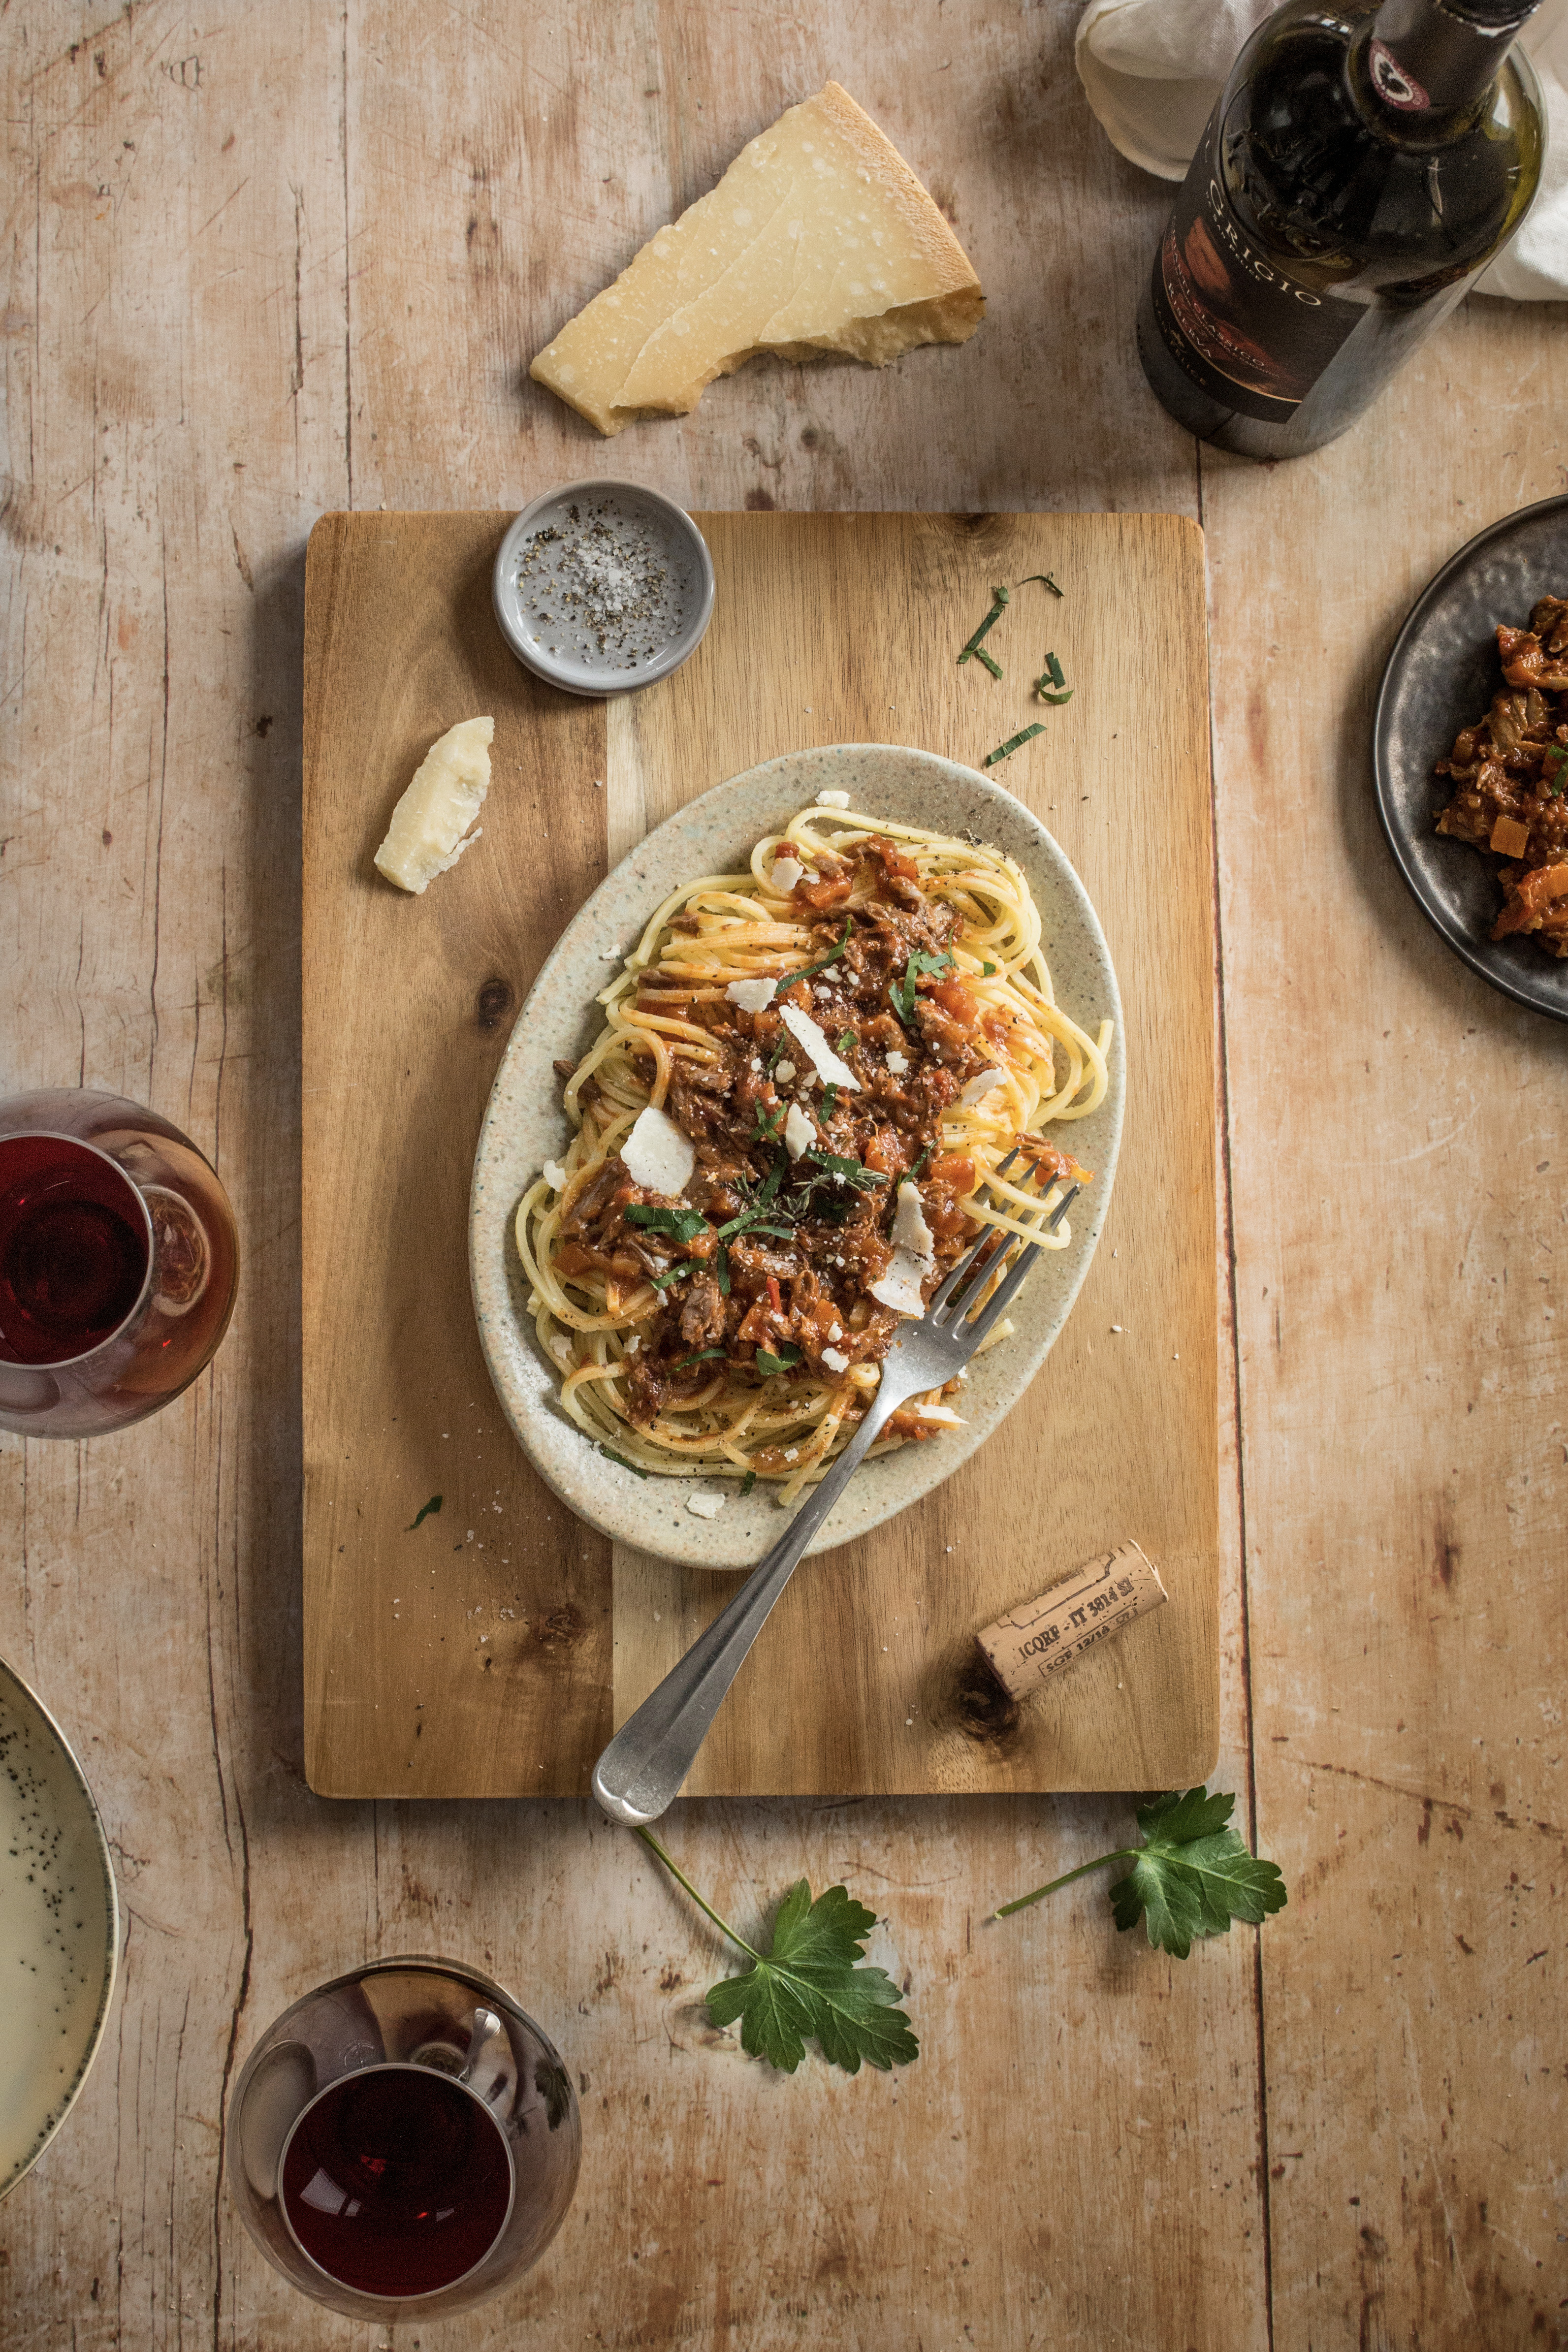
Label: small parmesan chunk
xmin=892 ymin=1181 xmax=935 ymax=1259
xmin=775 ymin=1060 xmax=797 ymax=1083
xmin=815 ymin=788 xmax=852 ymax=807
xmin=869 ymin=1246 xmax=929 ymax=1317
xmin=821 ymin=1345 xmax=850 ymax=1373
xmin=779 ymin=1004 xmax=860 ymax=1089
xmin=914 ymin=1403 xmax=965 ymax=1425
xmin=770 ymin=855 xmax=805 ymax=892
xmin=783 ymin=1101 xmax=816 ymax=1160
xmin=726 ymin=976 xmax=778 ymax=1014
xmin=542 ymin=1159 xmax=568 ymax=1192
xmin=959 ymin=1064 xmax=1007 ymax=1107
xmin=621 ymin=1104 xmax=695 ymax=1196
xmin=374 ymin=717 xmax=493 ymax=893
xmin=686 ymin=1489 xmax=728 ymax=1519
xmin=885 ymin=1050 xmax=908 ymax=1075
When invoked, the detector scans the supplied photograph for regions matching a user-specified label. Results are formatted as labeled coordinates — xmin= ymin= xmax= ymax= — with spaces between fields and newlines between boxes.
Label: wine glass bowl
xmin=0 ymin=1088 xmax=238 ymax=1436
xmin=229 ymin=1957 xmax=579 ymax=2321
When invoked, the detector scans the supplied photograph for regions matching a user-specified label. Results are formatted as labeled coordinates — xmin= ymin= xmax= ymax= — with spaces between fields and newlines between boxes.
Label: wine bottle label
xmin=1150 ymin=138 xmax=1361 ymax=421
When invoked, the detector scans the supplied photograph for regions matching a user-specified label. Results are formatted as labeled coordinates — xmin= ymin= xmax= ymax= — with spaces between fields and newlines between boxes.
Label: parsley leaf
xmin=836 ymin=1029 xmax=855 ymax=1055
xmin=626 ymin=1204 xmax=708 ymax=1242
xmin=636 ymin=1830 xmax=918 ymax=2075
xmin=993 ymin=1785 xmax=1286 ymax=1959
xmin=405 ymin=1494 xmax=443 ymax=1531
xmin=982 ymin=960 xmax=997 ymax=976
xmin=755 ymin=1344 xmax=802 ymax=1375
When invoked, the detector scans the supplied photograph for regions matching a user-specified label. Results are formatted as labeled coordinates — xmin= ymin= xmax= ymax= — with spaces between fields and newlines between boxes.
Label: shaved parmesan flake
xmin=542 ymin=1160 xmax=568 ymax=1192
xmin=622 ymin=1104 xmax=695 ymax=1196
xmin=959 ymin=1064 xmax=1007 ymax=1107
xmin=914 ymin=1403 xmax=965 ymax=1425
xmin=726 ymin=976 xmax=778 ymax=1014
xmin=770 ymin=855 xmax=804 ymax=892
xmin=815 ymin=788 xmax=851 ymax=807
xmin=869 ymin=1246 xmax=929 ymax=1317
xmin=780 ymin=1004 xmax=860 ymax=1089
xmin=885 ymin=1050 xmax=908 ymax=1075
xmin=784 ymin=1101 xmax=816 ymax=1160
xmin=821 ymin=1345 xmax=850 ymax=1373
xmin=686 ymin=1489 xmax=728 ymax=1519
xmin=892 ymin=1181 xmax=935 ymax=1260
xmin=374 ymin=716 xmax=493 ymax=893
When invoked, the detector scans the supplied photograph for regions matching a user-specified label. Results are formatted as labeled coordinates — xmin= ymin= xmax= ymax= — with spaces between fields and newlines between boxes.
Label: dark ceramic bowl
xmin=1374 ymin=493 xmax=1568 ymax=1025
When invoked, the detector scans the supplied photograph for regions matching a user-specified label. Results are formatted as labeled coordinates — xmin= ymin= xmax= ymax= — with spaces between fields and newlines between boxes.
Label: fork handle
xmin=590 ymin=1377 xmax=906 ymax=1826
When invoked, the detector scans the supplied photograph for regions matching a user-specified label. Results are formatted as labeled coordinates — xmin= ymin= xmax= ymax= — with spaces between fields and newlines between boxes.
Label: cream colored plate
xmin=471 ymin=745 xmax=1123 ymax=1569
xmin=0 ymin=1655 xmax=119 ymax=2200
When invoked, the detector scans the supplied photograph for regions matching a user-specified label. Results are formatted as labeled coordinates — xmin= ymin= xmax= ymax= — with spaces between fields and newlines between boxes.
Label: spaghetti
xmin=514 ymin=802 xmax=1112 ymax=1501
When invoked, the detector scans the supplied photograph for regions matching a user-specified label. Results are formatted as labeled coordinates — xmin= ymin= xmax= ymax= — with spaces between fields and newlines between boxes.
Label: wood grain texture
xmin=1 ymin=0 xmax=1562 ymax=2345
xmin=304 ymin=508 xmax=1219 ymax=1799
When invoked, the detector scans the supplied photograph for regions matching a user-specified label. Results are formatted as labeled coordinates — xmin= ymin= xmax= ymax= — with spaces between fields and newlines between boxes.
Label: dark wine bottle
xmin=1136 ymin=0 xmax=1545 ymax=458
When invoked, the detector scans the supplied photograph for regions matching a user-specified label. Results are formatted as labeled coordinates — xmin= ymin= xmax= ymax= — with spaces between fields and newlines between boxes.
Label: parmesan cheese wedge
xmin=530 ymin=83 xmax=985 ymax=437
xmin=374 ymin=717 xmax=493 ymax=893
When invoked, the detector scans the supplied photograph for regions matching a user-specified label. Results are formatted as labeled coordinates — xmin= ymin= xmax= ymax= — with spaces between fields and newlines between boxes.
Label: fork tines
xmin=930 ymin=1163 xmax=1081 ymax=1347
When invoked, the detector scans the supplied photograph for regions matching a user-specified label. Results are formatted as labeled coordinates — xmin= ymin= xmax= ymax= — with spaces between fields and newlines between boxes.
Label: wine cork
xmin=976 ymin=1541 xmax=1167 ymax=1698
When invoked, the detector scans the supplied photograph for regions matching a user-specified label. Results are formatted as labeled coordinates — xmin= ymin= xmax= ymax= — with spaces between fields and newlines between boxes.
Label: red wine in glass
xmin=229 ymin=1957 xmax=579 ymax=2320
xmin=0 ymin=1089 xmax=237 ymax=1437
xmin=281 ymin=2066 xmax=514 ymax=2299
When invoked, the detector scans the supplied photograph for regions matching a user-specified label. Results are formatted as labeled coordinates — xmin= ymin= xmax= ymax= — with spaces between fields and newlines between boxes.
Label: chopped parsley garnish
xmin=405 ymin=1494 xmax=443 ymax=1531
xmin=836 ymin=1030 xmax=855 ymax=1055
xmin=984 ymin=724 xmax=1047 ymax=767
xmin=819 ymin=1083 xmax=839 ymax=1120
xmin=889 ymin=946 xmax=955 ymax=1023
xmin=753 ymin=1101 xmax=786 ymax=1141
xmin=1019 ymin=572 xmax=1063 ymax=598
xmin=957 ymin=585 xmax=1009 ymax=666
xmin=1042 ymin=650 xmax=1066 ymax=689
xmin=973 ymin=646 xmax=1003 ymax=681
xmin=739 ymin=1470 xmax=757 ymax=1496
xmin=1547 ymin=747 xmax=1568 ymax=797
xmin=647 ymin=1265 xmax=690 ymax=1290
xmin=598 ymin=1444 xmax=649 ymax=1479
xmin=772 ymin=920 xmax=853 ymax=997
xmin=755 ymin=1344 xmax=803 ymax=1376
xmin=716 ymin=1245 xmax=731 ymax=1296
xmin=982 ymin=961 xmax=996 ymax=976
xmin=805 ymin=1150 xmax=888 ymax=1194
xmin=626 ymin=1204 xmax=708 ymax=1242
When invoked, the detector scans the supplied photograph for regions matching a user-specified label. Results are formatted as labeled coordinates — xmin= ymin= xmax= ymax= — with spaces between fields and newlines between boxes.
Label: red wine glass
xmin=0 ymin=1088 xmax=238 ymax=1437
xmin=228 ymin=1956 xmax=580 ymax=2321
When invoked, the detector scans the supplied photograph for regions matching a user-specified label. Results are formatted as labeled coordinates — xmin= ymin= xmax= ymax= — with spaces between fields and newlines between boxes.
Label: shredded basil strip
xmin=599 ymin=1445 xmax=649 ymax=1478
xmin=1019 ymin=572 xmax=1063 ymax=598
xmin=647 ymin=1265 xmax=690 ymax=1290
xmin=771 ymin=920 xmax=853 ymax=998
xmin=716 ymin=1244 xmax=731 ymax=1296
xmin=984 ymin=724 xmax=1047 ymax=766
xmin=890 ymin=946 xmax=955 ymax=1023
xmin=673 ymin=1348 xmax=726 ymax=1369
xmin=1036 ymin=688 xmax=1074 ymax=707
xmin=626 ymin=1203 xmax=707 ymax=1241
xmin=836 ymin=1029 xmax=855 ymax=1055
xmin=973 ymin=646 xmax=1003 ymax=681
xmin=957 ymin=586 xmax=1009 ymax=665
xmin=739 ymin=1470 xmax=757 ymax=1495
xmin=820 ymin=1083 xmax=839 ymax=1119
xmin=1043 ymin=650 xmax=1066 ymax=689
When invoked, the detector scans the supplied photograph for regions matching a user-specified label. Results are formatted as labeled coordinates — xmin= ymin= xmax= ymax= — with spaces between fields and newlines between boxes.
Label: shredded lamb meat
xmin=1435 ymin=595 xmax=1568 ymax=957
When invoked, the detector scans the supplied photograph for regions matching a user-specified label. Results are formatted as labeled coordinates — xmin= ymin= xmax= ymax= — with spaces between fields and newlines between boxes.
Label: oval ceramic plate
xmin=471 ymin=746 xmax=1124 ymax=1569
xmin=1374 ymin=494 xmax=1568 ymax=1025
xmin=0 ymin=1655 xmax=119 ymax=2200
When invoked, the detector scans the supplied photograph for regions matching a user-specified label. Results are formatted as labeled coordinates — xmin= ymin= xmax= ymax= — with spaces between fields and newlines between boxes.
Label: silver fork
xmin=591 ymin=1172 xmax=1081 ymax=1825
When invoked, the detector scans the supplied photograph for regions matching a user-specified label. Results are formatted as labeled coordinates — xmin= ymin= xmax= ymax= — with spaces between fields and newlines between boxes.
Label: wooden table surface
xmin=1 ymin=6 xmax=1563 ymax=2347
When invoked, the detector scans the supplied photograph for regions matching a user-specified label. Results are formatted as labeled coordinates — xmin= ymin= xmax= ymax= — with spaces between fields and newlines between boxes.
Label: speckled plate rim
xmin=1373 ymin=492 xmax=1568 ymax=1025
xmin=0 ymin=1654 xmax=120 ymax=2202
xmin=470 ymin=746 xmax=1124 ymax=1570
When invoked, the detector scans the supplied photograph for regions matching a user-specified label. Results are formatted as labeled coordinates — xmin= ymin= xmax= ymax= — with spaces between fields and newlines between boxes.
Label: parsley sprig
xmin=637 ymin=1828 xmax=919 ymax=2075
xmin=994 ymin=1786 xmax=1286 ymax=1959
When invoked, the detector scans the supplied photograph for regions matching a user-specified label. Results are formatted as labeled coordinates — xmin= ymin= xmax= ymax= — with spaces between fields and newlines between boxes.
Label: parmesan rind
xmin=779 ymin=1004 xmax=860 ymax=1089
xmin=530 ymin=83 xmax=985 ymax=437
xmin=621 ymin=1104 xmax=695 ymax=1196
xmin=374 ymin=717 xmax=494 ymax=893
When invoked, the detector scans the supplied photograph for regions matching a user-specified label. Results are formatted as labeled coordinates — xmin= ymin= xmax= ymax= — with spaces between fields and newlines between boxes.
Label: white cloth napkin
xmin=1076 ymin=0 xmax=1568 ymax=298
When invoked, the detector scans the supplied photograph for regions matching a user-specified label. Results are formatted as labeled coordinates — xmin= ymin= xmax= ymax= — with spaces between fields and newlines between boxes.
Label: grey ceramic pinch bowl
xmin=491 ymin=479 xmax=715 ymax=698
xmin=470 ymin=745 xmax=1124 ymax=1571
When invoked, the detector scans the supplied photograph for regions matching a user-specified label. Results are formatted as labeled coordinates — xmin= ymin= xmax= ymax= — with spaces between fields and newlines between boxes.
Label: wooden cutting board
xmin=302 ymin=510 xmax=1217 ymax=1799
